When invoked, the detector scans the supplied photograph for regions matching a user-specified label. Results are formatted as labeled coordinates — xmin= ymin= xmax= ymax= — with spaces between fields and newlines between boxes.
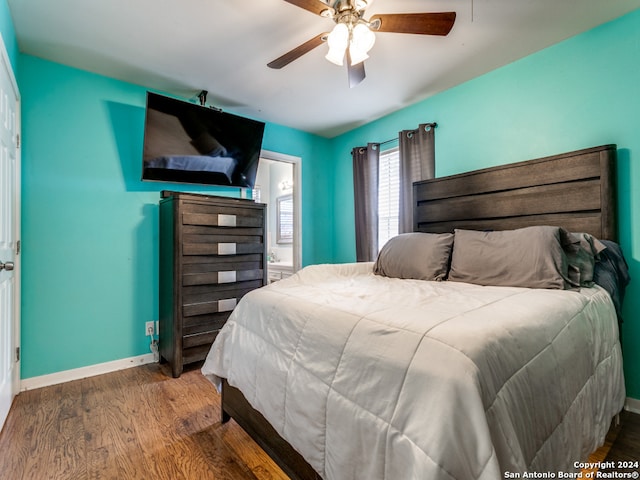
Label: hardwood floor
xmin=0 ymin=363 xmax=288 ymax=480
xmin=0 ymin=362 xmax=637 ymax=480
xmin=598 ymin=410 xmax=640 ymax=472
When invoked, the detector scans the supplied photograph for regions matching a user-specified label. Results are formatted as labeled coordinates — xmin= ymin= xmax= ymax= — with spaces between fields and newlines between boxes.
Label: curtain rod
xmin=377 ymin=122 xmax=437 ymax=146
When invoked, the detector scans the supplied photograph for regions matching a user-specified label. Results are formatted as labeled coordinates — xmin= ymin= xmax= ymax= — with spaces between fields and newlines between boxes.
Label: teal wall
xmin=332 ymin=9 xmax=640 ymax=398
xmin=18 ymin=55 xmax=333 ymax=378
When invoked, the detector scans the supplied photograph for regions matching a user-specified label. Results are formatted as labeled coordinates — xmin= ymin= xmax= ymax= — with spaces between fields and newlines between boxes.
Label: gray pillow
xmin=448 ymin=226 xmax=570 ymax=289
xmin=373 ymin=232 xmax=454 ymax=281
xmin=561 ymin=231 xmax=606 ymax=287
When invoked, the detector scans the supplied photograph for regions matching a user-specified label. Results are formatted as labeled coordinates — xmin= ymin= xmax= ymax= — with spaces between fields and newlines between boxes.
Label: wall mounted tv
xmin=142 ymin=92 xmax=265 ymax=188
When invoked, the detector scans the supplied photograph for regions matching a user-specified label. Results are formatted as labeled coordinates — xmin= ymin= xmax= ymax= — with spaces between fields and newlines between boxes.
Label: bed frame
xmin=220 ymin=144 xmax=618 ymax=480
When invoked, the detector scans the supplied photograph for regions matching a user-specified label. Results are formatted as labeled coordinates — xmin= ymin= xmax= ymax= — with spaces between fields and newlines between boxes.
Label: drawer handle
xmin=217 ymin=243 xmax=236 ymax=255
xmin=218 ymin=214 xmax=236 ymax=227
xmin=217 ymin=271 xmax=237 ymax=284
xmin=218 ymin=298 xmax=237 ymax=312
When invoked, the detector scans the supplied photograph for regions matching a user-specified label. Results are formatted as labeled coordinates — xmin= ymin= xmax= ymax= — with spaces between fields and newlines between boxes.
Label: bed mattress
xmin=202 ymin=262 xmax=625 ymax=479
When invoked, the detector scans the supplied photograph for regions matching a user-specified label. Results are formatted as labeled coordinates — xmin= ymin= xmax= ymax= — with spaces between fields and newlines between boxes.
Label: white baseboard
xmin=625 ymin=397 xmax=640 ymax=414
xmin=20 ymin=354 xmax=156 ymax=391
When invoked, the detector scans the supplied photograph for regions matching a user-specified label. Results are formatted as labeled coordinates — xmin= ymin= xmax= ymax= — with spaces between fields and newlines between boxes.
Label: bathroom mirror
xmin=276 ymin=194 xmax=293 ymax=244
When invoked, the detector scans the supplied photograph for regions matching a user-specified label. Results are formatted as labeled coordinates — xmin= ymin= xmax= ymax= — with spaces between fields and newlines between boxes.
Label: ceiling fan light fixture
xmin=354 ymin=0 xmax=372 ymax=10
xmin=270 ymin=1 xmax=456 ymax=86
xmin=348 ymin=45 xmax=369 ymax=65
xmin=325 ymin=22 xmax=349 ymax=66
xmin=349 ymin=23 xmax=375 ymax=65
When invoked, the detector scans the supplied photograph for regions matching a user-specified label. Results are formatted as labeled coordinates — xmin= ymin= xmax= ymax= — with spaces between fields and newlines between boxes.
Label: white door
xmin=0 ymin=38 xmax=20 ymax=430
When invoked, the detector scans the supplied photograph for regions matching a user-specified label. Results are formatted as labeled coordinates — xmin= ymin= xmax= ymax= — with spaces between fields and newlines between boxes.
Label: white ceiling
xmin=8 ymin=0 xmax=640 ymax=137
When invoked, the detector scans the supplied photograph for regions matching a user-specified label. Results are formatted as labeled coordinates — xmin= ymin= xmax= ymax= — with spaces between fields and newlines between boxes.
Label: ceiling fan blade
xmin=347 ymin=52 xmax=366 ymax=88
xmin=283 ymin=0 xmax=335 ymax=17
xmin=369 ymin=12 xmax=456 ymax=36
xmin=267 ymin=33 xmax=328 ymax=69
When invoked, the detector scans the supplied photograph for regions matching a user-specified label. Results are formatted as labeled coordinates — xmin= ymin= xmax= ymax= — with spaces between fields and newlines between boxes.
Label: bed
xmin=201 ymin=144 xmax=626 ymax=480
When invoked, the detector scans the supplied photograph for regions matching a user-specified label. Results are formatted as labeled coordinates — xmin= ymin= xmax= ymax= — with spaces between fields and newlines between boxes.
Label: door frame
xmin=0 ymin=33 xmax=21 ymax=421
xmin=260 ymin=150 xmax=302 ymax=272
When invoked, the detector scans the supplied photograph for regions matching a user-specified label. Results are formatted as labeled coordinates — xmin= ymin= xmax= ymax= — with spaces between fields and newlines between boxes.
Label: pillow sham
xmin=373 ymin=232 xmax=454 ymax=281
xmin=448 ymin=226 xmax=569 ymax=289
xmin=560 ymin=231 xmax=606 ymax=287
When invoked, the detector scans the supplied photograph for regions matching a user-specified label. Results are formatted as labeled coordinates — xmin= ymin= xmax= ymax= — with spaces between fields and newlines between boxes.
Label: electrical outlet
xmin=145 ymin=321 xmax=155 ymax=337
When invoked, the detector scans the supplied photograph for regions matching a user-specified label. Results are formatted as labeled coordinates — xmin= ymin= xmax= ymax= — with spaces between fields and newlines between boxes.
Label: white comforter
xmin=202 ymin=262 xmax=625 ymax=480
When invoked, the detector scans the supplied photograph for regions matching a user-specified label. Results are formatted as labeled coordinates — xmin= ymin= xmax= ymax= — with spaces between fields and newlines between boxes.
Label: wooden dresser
xmin=159 ymin=191 xmax=267 ymax=377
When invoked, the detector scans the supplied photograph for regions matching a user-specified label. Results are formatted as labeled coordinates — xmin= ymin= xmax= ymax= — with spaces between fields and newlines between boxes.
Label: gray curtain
xmin=352 ymin=143 xmax=380 ymax=262
xmin=398 ymin=123 xmax=436 ymax=233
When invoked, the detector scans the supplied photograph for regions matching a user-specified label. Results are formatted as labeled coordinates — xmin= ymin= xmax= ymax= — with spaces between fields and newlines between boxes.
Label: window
xmin=252 ymin=185 xmax=261 ymax=203
xmin=378 ymin=147 xmax=399 ymax=250
xmin=276 ymin=194 xmax=294 ymax=244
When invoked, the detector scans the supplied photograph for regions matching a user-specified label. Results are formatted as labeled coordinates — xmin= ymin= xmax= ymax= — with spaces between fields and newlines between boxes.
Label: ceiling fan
xmin=267 ymin=0 xmax=456 ymax=88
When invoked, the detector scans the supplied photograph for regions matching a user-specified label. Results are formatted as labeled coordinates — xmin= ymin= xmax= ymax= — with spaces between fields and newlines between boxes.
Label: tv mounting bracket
xmin=197 ymin=90 xmax=222 ymax=112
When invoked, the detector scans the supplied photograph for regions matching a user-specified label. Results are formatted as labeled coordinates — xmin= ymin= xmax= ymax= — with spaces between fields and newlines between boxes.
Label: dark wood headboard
xmin=413 ymin=145 xmax=617 ymax=241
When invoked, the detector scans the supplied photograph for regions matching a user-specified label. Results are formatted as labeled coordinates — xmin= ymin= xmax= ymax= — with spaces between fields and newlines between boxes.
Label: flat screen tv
xmin=141 ymin=92 xmax=265 ymax=188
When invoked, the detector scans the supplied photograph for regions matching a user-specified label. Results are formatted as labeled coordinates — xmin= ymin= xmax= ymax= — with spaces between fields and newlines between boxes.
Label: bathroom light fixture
xmin=279 ymin=179 xmax=293 ymax=191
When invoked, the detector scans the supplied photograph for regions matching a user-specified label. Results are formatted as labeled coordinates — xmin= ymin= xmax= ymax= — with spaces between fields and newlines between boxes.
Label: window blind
xmin=378 ymin=147 xmax=399 ymax=250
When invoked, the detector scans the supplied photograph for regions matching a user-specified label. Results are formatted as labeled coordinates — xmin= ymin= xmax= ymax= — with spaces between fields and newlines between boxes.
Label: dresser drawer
xmin=183 ymin=268 xmax=264 ymax=286
xmin=182 ymin=344 xmax=213 ymax=365
xmin=182 ymin=228 xmax=265 ymax=242
xmin=183 ymin=242 xmax=263 ymax=256
xmin=182 ymin=297 xmax=238 ymax=317
xmin=182 ymin=256 xmax=265 ymax=286
xmin=268 ymin=270 xmax=283 ymax=282
xmin=182 ymin=311 xmax=230 ymax=336
xmin=182 ymin=284 xmax=259 ymax=317
xmin=181 ymin=201 xmax=264 ymax=227
xmin=183 ymin=330 xmax=218 ymax=349
xmin=182 ymin=211 xmax=263 ymax=228
xmin=268 ymin=263 xmax=294 ymax=283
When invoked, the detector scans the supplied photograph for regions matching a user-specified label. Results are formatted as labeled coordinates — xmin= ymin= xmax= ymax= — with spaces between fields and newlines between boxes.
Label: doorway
xmin=255 ymin=150 xmax=302 ymax=282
